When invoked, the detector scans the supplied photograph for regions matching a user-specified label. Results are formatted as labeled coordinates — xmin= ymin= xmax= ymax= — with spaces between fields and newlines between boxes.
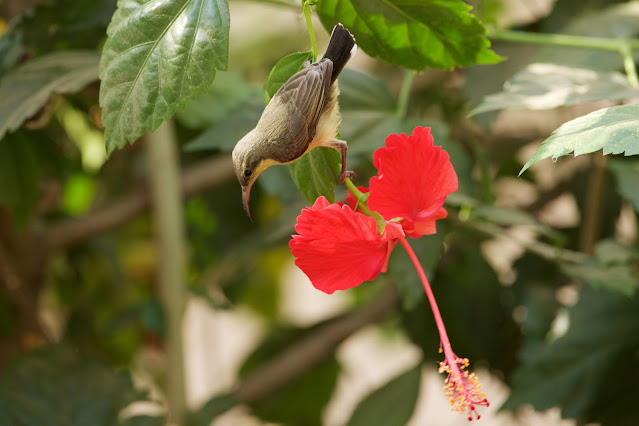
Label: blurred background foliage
xmin=0 ymin=0 xmax=639 ymax=425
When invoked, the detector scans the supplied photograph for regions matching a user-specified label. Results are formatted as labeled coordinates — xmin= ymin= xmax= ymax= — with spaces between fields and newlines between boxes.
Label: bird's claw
xmin=340 ymin=170 xmax=356 ymax=185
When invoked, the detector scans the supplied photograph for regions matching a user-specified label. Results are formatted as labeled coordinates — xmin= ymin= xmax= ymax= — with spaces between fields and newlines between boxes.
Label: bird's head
xmin=232 ymin=129 xmax=277 ymax=220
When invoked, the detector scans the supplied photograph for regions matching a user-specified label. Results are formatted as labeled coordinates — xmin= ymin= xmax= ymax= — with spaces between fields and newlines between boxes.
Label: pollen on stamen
xmin=439 ymin=353 xmax=489 ymax=421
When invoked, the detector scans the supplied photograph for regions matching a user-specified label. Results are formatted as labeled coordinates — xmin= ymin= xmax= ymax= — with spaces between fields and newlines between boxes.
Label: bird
xmin=232 ymin=24 xmax=356 ymax=220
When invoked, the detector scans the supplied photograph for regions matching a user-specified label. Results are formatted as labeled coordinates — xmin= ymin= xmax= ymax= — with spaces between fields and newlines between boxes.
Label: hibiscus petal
xmin=368 ymin=127 xmax=458 ymax=237
xmin=289 ymin=197 xmax=400 ymax=294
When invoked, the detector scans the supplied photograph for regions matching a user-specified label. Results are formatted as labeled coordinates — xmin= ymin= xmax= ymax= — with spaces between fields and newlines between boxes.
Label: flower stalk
xmin=399 ymin=236 xmax=488 ymax=420
xmin=345 ymin=177 xmax=386 ymax=233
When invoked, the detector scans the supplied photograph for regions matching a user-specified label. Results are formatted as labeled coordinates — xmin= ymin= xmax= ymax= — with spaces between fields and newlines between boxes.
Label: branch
xmin=40 ymin=154 xmax=234 ymax=255
xmin=235 ymin=285 xmax=399 ymax=403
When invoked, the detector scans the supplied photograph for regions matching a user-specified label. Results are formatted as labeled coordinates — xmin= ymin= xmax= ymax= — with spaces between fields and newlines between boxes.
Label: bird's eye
xmin=244 ymin=168 xmax=252 ymax=177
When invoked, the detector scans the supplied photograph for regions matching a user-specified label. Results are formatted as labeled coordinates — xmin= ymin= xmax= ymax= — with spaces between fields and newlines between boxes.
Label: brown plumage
xmin=232 ymin=24 xmax=356 ymax=219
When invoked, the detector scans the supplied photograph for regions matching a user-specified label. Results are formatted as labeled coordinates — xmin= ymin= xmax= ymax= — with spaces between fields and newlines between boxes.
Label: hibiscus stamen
xmin=439 ymin=348 xmax=489 ymax=420
xmin=398 ymin=236 xmax=489 ymax=421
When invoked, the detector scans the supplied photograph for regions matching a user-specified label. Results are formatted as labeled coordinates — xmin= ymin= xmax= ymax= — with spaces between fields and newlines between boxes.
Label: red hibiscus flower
xmin=289 ymin=126 xmax=488 ymax=421
xmin=292 ymin=127 xmax=458 ymax=293
xmin=368 ymin=126 xmax=458 ymax=237
xmin=289 ymin=196 xmax=403 ymax=294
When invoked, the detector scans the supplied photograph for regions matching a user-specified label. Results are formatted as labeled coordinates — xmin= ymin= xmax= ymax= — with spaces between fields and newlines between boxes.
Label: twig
xmin=41 ymin=154 xmax=234 ymax=255
xmin=235 ymin=285 xmax=399 ymax=403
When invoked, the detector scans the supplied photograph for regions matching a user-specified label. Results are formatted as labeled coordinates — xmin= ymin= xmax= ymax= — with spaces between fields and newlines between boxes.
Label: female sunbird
xmin=232 ymin=24 xmax=356 ymax=219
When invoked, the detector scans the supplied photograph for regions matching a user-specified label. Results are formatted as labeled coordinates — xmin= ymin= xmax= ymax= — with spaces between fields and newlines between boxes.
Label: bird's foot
xmin=340 ymin=170 xmax=356 ymax=185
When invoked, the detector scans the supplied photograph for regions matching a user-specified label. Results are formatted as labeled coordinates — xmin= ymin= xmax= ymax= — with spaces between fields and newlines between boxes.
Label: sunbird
xmin=232 ymin=24 xmax=356 ymax=219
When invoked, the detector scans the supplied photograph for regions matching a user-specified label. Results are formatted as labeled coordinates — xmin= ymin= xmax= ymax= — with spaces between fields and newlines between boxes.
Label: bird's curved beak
xmin=242 ymin=184 xmax=252 ymax=222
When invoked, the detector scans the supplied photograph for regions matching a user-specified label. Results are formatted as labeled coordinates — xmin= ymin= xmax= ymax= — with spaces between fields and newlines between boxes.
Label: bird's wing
xmin=257 ymin=59 xmax=333 ymax=160
xmin=276 ymin=59 xmax=332 ymax=130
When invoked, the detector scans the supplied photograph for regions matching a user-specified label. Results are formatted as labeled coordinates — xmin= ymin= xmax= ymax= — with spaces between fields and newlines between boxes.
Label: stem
xmin=303 ymin=1 xmax=318 ymax=61
xmin=488 ymin=28 xmax=639 ymax=51
xmin=396 ymin=70 xmax=415 ymax=118
xmin=344 ymin=177 xmax=365 ymax=202
xmin=144 ymin=122 xmax=187 ymax=424
xmin=620 ymin=42 xmax=639 ymax=87
xmin=239 ymin=0 xmax=297 ymax=8
xmin=399 ymin=236 xmax=488 ymax=419
xmin=398 ymin=237 xmax=452 ymax=350
xmin=344 ymin=177 xmax=386 ymax=233
xmin=489 ymin=29 xmax=639 ymax=86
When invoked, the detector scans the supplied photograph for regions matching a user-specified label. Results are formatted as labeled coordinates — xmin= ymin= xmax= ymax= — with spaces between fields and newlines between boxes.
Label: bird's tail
xmin=323 ymin=23 xmax=356 ymax=83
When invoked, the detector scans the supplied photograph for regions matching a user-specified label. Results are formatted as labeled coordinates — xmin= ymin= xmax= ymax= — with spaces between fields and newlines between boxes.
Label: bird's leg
xmin=326 ymin=139 xmax=355 ymax=184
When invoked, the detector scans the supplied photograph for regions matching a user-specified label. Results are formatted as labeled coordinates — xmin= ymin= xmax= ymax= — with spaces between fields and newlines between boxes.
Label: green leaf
xmin=0 ymin=50 xmax=100 ymax=141
xmin=183 ymin=96 xmax=264 ymax=152
xmin=608 ymin=158 xmax=639 ymax=212
xmin=471 ymin=64 xmax=639 ymax=115
xmin=120 ymin=416 xmax=164 ymax=426
xmin=62 ymin=174 xmax=97 ymax=215
xmin=446 ymin=193 xmax=560 ymax=240
xmin=15 ymin=0 xmax=116 ymax=52
xmin=99 ymin=0 xmax=230 ymax=154
xmin=560 ymin=239 xmax=639 ymax=296
xmin=0 ymin=132 xmax=41 ymax=228
xmin=0 ymin=21 xmax=24 ymax=77
xmin=336 ymin=68 xmax=399 ymax=156
xmin=562 ymin=262 xmax=638 ymax=296
xmin=594 ymin=239 xmax=639 ymax=265
xmin=503 ymin=286 xmax=639 ymax=422
xmin=188 ymin=394 xmax=238 ymax=426
xmin=520 ymin=104 xmax=639 ymax=175
xmin=338 ymin=69 xmax=396 ymax=111
xmin=264 ymin=51 xmax=312 ymax=103
xmin=316 ymin=0 xmax=501 ymax=70
xmin=177 ymin=72 xmax=260 ymax=129
xmin=344 ymin=364 xmax=421 ymax=426
xmin=341 ymin=112 xmax=400 ymax=155
xmin=289 ymin=147 xmax=340 ymax=203
xmin=0 ymin=0 xmax=116 ymax=77
xmin=0 ymin=345 xmax=163 ymax=426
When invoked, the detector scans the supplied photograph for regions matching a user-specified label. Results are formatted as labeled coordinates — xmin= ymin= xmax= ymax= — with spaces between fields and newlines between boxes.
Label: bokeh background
xmin=1 ymin=0 xmax=638 ymax=425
